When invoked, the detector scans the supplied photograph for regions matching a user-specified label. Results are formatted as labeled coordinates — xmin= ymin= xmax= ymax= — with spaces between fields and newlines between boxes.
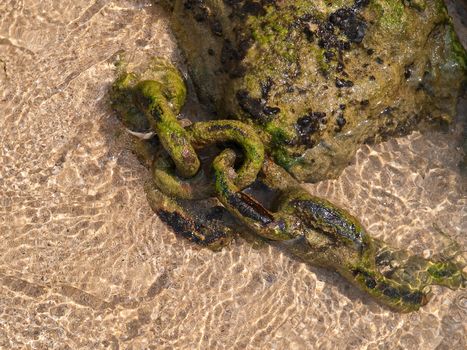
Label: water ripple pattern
xmin=0 ymin=0 xmax=465 ymax=349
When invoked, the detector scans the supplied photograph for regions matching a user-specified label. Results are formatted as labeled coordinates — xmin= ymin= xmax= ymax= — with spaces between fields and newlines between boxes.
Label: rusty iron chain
xmin=110 ymin=60 xmax=466 ymax=313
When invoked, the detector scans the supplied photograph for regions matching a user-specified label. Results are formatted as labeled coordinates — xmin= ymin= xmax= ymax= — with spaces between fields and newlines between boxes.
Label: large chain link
xmin=124 ymin=68 xmax=307 ymax=242
xmin=110 ymin=59 xmax=465 ymax=313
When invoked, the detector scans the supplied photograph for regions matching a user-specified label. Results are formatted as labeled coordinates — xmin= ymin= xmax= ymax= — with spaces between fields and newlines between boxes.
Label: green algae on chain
xmin=145 ymin=181 xmax=233 ymax=250
xmin=152 ymin=150 xmax=213 ymax=200
xmin=110 ymin=59 xmax=200 ymax=178
xmin=152 ymin=120 xmax=265 ymax=199
xmin=212 ymin=149 xmax=300 ymax=241
xmin=110 ymin=56 xmax=465 ymax=312
xmin=259 ymin=158 xmax=465 ymax=312
xmin=111 ymin=59 xmax=265 ymax=200
xmin=129 ymin=137 xmax=235 ymax=250
xmin=135 ymin=79 xmax=200 ymax=178
xmin=188 ymin=120 xmax=265 ymax=189
xmin=212 ymin=154 xmax=462 ymax=312
xmin=276 ymin=187 xmax=370 ymax=253
xmin=373 ymin=246 xmax=466 ymax=291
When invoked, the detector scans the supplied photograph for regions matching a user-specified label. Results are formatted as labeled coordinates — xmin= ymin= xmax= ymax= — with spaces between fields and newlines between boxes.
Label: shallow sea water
xmin=0 ymin=1 xmax=466 ymax=349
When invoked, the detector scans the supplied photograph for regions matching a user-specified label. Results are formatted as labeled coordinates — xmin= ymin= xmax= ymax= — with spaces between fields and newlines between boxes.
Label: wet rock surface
xmin=169 ymin=0 xmax=466 ymax=182
xmin=0 ymin=0 xmax=466 ymax=349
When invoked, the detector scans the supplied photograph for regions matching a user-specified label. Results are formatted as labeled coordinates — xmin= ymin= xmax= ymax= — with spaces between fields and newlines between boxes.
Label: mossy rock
xmin=166 ymin=0 xmax=466 ymax=182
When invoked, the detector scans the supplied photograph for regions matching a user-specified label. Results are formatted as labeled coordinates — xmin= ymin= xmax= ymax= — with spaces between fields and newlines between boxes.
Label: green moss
xmin=312 ymin=46 xmax=331 ymax=74
xmin=262 ymin=123 xmax=302 ymax=170
xmin=371 ymin=0 xmax=407 ymax=32
xmin=446 ymin=24 xmax=467 ymax=73
xmin=405 ymin=0 xmax=427 ymax=11
xmin=247 ymin=5 xmax=298 ymax=63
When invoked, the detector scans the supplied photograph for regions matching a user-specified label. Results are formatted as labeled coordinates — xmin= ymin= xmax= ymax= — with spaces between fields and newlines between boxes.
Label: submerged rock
xmin=162 ymin=0 xmax=466 ymax=182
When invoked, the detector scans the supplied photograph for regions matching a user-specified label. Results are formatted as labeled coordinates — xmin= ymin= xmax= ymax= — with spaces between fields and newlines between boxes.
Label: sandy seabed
xmin=1 ymin=1 xmax=466 ymax=349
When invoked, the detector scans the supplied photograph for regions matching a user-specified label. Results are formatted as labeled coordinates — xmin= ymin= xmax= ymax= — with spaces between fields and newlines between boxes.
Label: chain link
xmin=111 ymin=59 xmax=465 ymax=313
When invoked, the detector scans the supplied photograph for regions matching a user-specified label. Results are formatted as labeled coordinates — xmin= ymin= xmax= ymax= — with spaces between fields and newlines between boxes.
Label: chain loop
xmin=135 ymin=80 xmax=201 ymax=178
xmin=151 ymin=120 xmax=265 ymax=199
xmin=111 ymin=59 xmax=466 ymax=313
xmin=212 ymin=150 xmax=300 ymax=241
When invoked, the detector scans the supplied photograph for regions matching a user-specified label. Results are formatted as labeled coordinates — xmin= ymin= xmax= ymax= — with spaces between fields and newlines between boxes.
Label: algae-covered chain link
xmin=135 ymin=79 xmax=201 ymax=179
xmin=111 ymin=60 xmax=465 ymax=313
xmin=111 ymin=60 xmax=266 ymax=200
xmin=127 ymin=68 xmax=307 ymax=243
xmin=133 ymin=73 xmax=302 ymax=242
xmin=153 ymin=120 xmax=265 ymax=200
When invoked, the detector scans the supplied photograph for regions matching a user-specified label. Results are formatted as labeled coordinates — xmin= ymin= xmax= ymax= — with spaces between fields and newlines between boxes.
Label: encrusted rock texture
xmin=170 ymin=0 xmax=466 ymax=182
xmin=0 ymin=1 xmax=466 ymax=349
